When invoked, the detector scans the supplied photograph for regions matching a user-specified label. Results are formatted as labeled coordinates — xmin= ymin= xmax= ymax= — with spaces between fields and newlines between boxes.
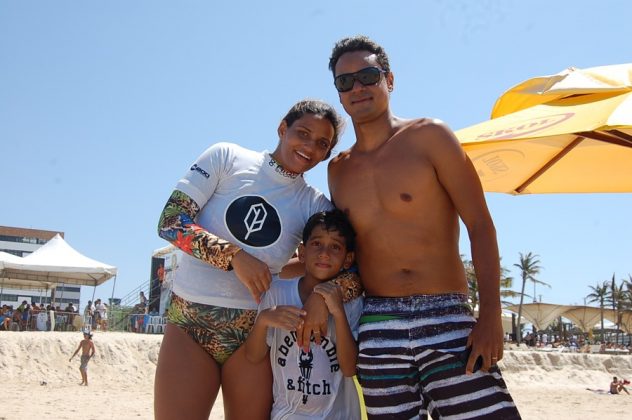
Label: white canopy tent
xmin=0 ymin=234 xmax=117 ymax=294
xmin=504 ymin=303 xmax=574 ymax=331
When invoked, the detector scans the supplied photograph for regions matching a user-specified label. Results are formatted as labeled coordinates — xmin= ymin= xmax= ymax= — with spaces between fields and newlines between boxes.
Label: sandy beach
xmin=1 ymin=331 xmax=632 ymax=419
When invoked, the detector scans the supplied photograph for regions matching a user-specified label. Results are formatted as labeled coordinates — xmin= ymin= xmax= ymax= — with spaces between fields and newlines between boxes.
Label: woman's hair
xmin=281 ymin=99 xmax=344 ymax=159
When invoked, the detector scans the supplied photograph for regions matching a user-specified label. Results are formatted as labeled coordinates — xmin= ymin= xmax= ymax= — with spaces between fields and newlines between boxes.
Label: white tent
xmin=0 ymin=234 xmax=117 ymax=290
xmin=505 ymin=303 xmax=574 ymax=331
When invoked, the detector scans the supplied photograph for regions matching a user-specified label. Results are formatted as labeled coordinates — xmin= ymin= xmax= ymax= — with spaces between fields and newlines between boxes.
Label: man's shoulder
xmin=400 ymin=117 xmax=453 ymax=137
xmin=396 ymin=117 xmax=463 ymax=157
xmin=329 ymin=148 xmax=353 ymax=167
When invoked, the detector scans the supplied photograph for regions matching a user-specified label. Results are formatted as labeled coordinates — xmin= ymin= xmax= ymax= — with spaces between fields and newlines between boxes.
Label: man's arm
xmin=425 ymin=121 xmax=503 ymax=373
xmin=313 ymin=283 xmax=358 ymax=377
xmin=297 ymin=271 xmax=362 ymax=351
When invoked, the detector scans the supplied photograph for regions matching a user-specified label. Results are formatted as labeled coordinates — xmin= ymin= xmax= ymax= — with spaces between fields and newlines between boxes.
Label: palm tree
xmin=587 ymin=281 xmax=609 ymax=342
xmin=499 ymin=259 xmax=519 ymax=306
xmin=513 ymin=252 xmax=542 ymax=344
xmin=623 ymin=275 xmax=632 ymax=311
xmin=462 ymin=257 xmax=517 ymax=309
xmin=606 ymin=274 xmax=627 ymax=344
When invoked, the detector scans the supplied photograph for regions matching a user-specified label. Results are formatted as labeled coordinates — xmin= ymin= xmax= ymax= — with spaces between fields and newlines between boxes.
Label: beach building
xmin=0 ymin=225 xmax=81 ymax=308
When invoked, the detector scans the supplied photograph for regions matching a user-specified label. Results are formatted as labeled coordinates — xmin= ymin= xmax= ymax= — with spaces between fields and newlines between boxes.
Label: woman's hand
xmin=231 ymin=250 xmax=272 ymax=304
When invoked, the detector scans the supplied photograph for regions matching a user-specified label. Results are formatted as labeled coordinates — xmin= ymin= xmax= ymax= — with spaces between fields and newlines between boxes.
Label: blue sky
xmin=2 ymin=1 xmax=631 ymax=311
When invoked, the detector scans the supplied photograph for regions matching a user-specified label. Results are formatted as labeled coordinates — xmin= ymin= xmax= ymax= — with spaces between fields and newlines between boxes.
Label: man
xmin=610 ymin=376 xmax=630 ymax=395
xmin=326 ymin=35 xmax=520 ymax=419
xmin=95 ymin=299 xmax=108 ymax=331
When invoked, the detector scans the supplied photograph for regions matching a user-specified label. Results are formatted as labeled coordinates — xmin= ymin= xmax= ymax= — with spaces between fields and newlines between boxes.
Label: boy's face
xmin=299 ymin=225 xmax=354 ymax=281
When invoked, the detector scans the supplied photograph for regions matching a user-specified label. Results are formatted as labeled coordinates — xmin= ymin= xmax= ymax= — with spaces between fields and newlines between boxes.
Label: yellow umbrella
xmin=491 ymin=63 xmax=632 ymax=118
xmin=455 ymin=88 xmax=632 ymax=194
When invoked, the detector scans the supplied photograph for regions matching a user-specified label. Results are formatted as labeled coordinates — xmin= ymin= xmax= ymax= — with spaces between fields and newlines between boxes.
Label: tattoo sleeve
xmin=331 ymin=270 xmax=363 ymax=303
xmin=157 ymin=190 xmax=241 ymax=271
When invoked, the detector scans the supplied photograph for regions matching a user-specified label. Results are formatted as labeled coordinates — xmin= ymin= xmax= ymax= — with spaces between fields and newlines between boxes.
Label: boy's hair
xmin=328 ymin=35 xmax=391 ymax=75
xmin=302 ymin=209 xmax=356 ymax=252
xmin=281 ymin=99 xmax=345 ymax=159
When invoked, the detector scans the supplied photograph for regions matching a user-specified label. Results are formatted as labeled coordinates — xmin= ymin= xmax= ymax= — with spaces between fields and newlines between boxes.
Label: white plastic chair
xmin=154 ymin=316 xmax=168 ymax=334
xmin=146 ymin=316 xmax=162 ymax=333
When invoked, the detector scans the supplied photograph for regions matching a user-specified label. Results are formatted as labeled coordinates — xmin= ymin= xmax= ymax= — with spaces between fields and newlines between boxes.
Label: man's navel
xmin=400 ymin=193 xmax=413 ymax=202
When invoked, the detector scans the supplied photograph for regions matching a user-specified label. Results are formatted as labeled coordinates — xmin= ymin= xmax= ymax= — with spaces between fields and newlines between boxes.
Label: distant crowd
xmin=511 ymin=331 xmax=631 ymax=354
xmin=0 ymin=298 xmax=109 ymax=332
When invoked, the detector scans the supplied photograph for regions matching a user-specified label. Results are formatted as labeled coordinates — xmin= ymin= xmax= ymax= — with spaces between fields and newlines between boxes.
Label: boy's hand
xmin=313 ymin=282 xmax=344 ymax=317
xmin=259 ymin=305 xmax=306 ymax=331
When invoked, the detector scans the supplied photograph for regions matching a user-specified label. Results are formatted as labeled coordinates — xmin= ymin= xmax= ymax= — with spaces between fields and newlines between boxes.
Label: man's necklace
xmin=268 ymin=155 xmax=300 ymax=179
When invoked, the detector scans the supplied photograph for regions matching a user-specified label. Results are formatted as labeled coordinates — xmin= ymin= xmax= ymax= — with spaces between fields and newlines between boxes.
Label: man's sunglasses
xmin=334 ymin=66 xmax=388 ymax=93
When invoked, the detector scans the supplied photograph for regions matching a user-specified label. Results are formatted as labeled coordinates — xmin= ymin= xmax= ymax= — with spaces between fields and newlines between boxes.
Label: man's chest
xmin=331 ymin=151 xmax=436 ymax=214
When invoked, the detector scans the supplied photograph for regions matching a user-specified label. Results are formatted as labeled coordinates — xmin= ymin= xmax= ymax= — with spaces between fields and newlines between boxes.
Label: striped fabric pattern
xmin=357 ymin=294 xmax=520 ymax=419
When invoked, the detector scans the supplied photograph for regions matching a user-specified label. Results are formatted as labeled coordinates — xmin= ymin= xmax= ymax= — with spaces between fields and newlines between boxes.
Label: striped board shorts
xmin=357 ymin=293 xmax=520 ymax=419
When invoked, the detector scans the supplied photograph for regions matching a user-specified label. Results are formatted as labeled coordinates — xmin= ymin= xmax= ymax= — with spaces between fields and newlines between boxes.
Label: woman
xmin=154 ymin=100 xmax=359 ymax=419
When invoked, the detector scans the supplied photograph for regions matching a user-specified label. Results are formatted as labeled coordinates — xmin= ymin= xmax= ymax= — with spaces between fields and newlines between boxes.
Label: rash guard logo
xmin=225 ymin=196 xmax=281 ymax=247
xmin=190 ymin=164 xmax=210 ymax=179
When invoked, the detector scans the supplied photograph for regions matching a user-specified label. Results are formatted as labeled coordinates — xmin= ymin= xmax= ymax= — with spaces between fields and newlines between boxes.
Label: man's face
xmin=334 ymin=50 xmax=392 ymax=122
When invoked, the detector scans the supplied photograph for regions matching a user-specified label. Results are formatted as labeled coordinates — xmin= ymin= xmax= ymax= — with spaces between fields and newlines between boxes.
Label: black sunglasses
xmin=334 ymin=67 xmax=388 ymax=93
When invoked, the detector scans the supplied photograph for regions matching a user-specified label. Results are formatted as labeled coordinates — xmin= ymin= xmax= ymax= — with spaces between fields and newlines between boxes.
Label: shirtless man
xmin=70 ymin=331 xmax=96 ymax=386
xmin=610 ymin=376 xmax=630 ymax=395
xmin=327 ymin=35 xmax=520 ymax=419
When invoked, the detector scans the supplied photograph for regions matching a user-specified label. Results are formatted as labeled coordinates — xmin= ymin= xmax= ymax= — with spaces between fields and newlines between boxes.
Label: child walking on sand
xmin=70 ymin=331 xmax=95 ymax=385
xmin=245 ymin=210 xmax=363 ymax=419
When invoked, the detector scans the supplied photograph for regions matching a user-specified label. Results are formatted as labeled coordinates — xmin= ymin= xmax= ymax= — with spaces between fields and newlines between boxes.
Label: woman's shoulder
xmin=201 ymin=142 xmax=263 ymax=167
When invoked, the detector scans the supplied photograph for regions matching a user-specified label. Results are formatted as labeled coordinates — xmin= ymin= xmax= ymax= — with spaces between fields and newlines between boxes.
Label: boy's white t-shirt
xmin=260 ymin=277 xmax=363 ymax=420
xmin=172 ymin=142 xmax=332 ymax=309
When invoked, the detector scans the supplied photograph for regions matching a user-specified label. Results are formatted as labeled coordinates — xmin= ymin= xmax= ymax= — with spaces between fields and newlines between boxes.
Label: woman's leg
xmin=221 ymin=343 xmax=272 ymax=420
xmin=154 ymin=323 xmax=221 ymax=420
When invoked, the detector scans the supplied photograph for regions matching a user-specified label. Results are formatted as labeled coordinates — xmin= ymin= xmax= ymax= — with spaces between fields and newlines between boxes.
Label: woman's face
xmin=272 ymin=113 xmax=335 ymax=174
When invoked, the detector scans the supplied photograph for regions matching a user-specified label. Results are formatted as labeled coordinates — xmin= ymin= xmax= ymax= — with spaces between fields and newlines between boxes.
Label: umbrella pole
xmin=515 ymin=136 xmax=584 ymax=193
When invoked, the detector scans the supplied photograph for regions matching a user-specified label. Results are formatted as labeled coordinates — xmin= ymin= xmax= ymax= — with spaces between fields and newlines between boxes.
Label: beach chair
xmin=589 ymin=344 xmax=602 ymax=354
xmin=156 ymin=316 xmax=168 ymax=334
xmin=146 ymin=316 xmax=163 ymax=333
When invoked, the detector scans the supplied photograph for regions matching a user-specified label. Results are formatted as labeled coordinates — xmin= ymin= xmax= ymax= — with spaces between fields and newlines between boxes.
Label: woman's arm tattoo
xmin=157 ymin=190 xmax=241 ymax=271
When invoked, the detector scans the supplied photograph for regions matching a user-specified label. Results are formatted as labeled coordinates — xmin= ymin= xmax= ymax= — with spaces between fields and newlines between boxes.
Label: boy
xmin=70 ymin=331 xmax=96 ymax=386
xmin=245 ymin=210 xmax=362 ymax=419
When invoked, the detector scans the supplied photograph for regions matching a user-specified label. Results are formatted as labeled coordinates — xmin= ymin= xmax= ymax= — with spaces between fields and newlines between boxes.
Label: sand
xmin=1 ymin=331 xmax=632 ymax=419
